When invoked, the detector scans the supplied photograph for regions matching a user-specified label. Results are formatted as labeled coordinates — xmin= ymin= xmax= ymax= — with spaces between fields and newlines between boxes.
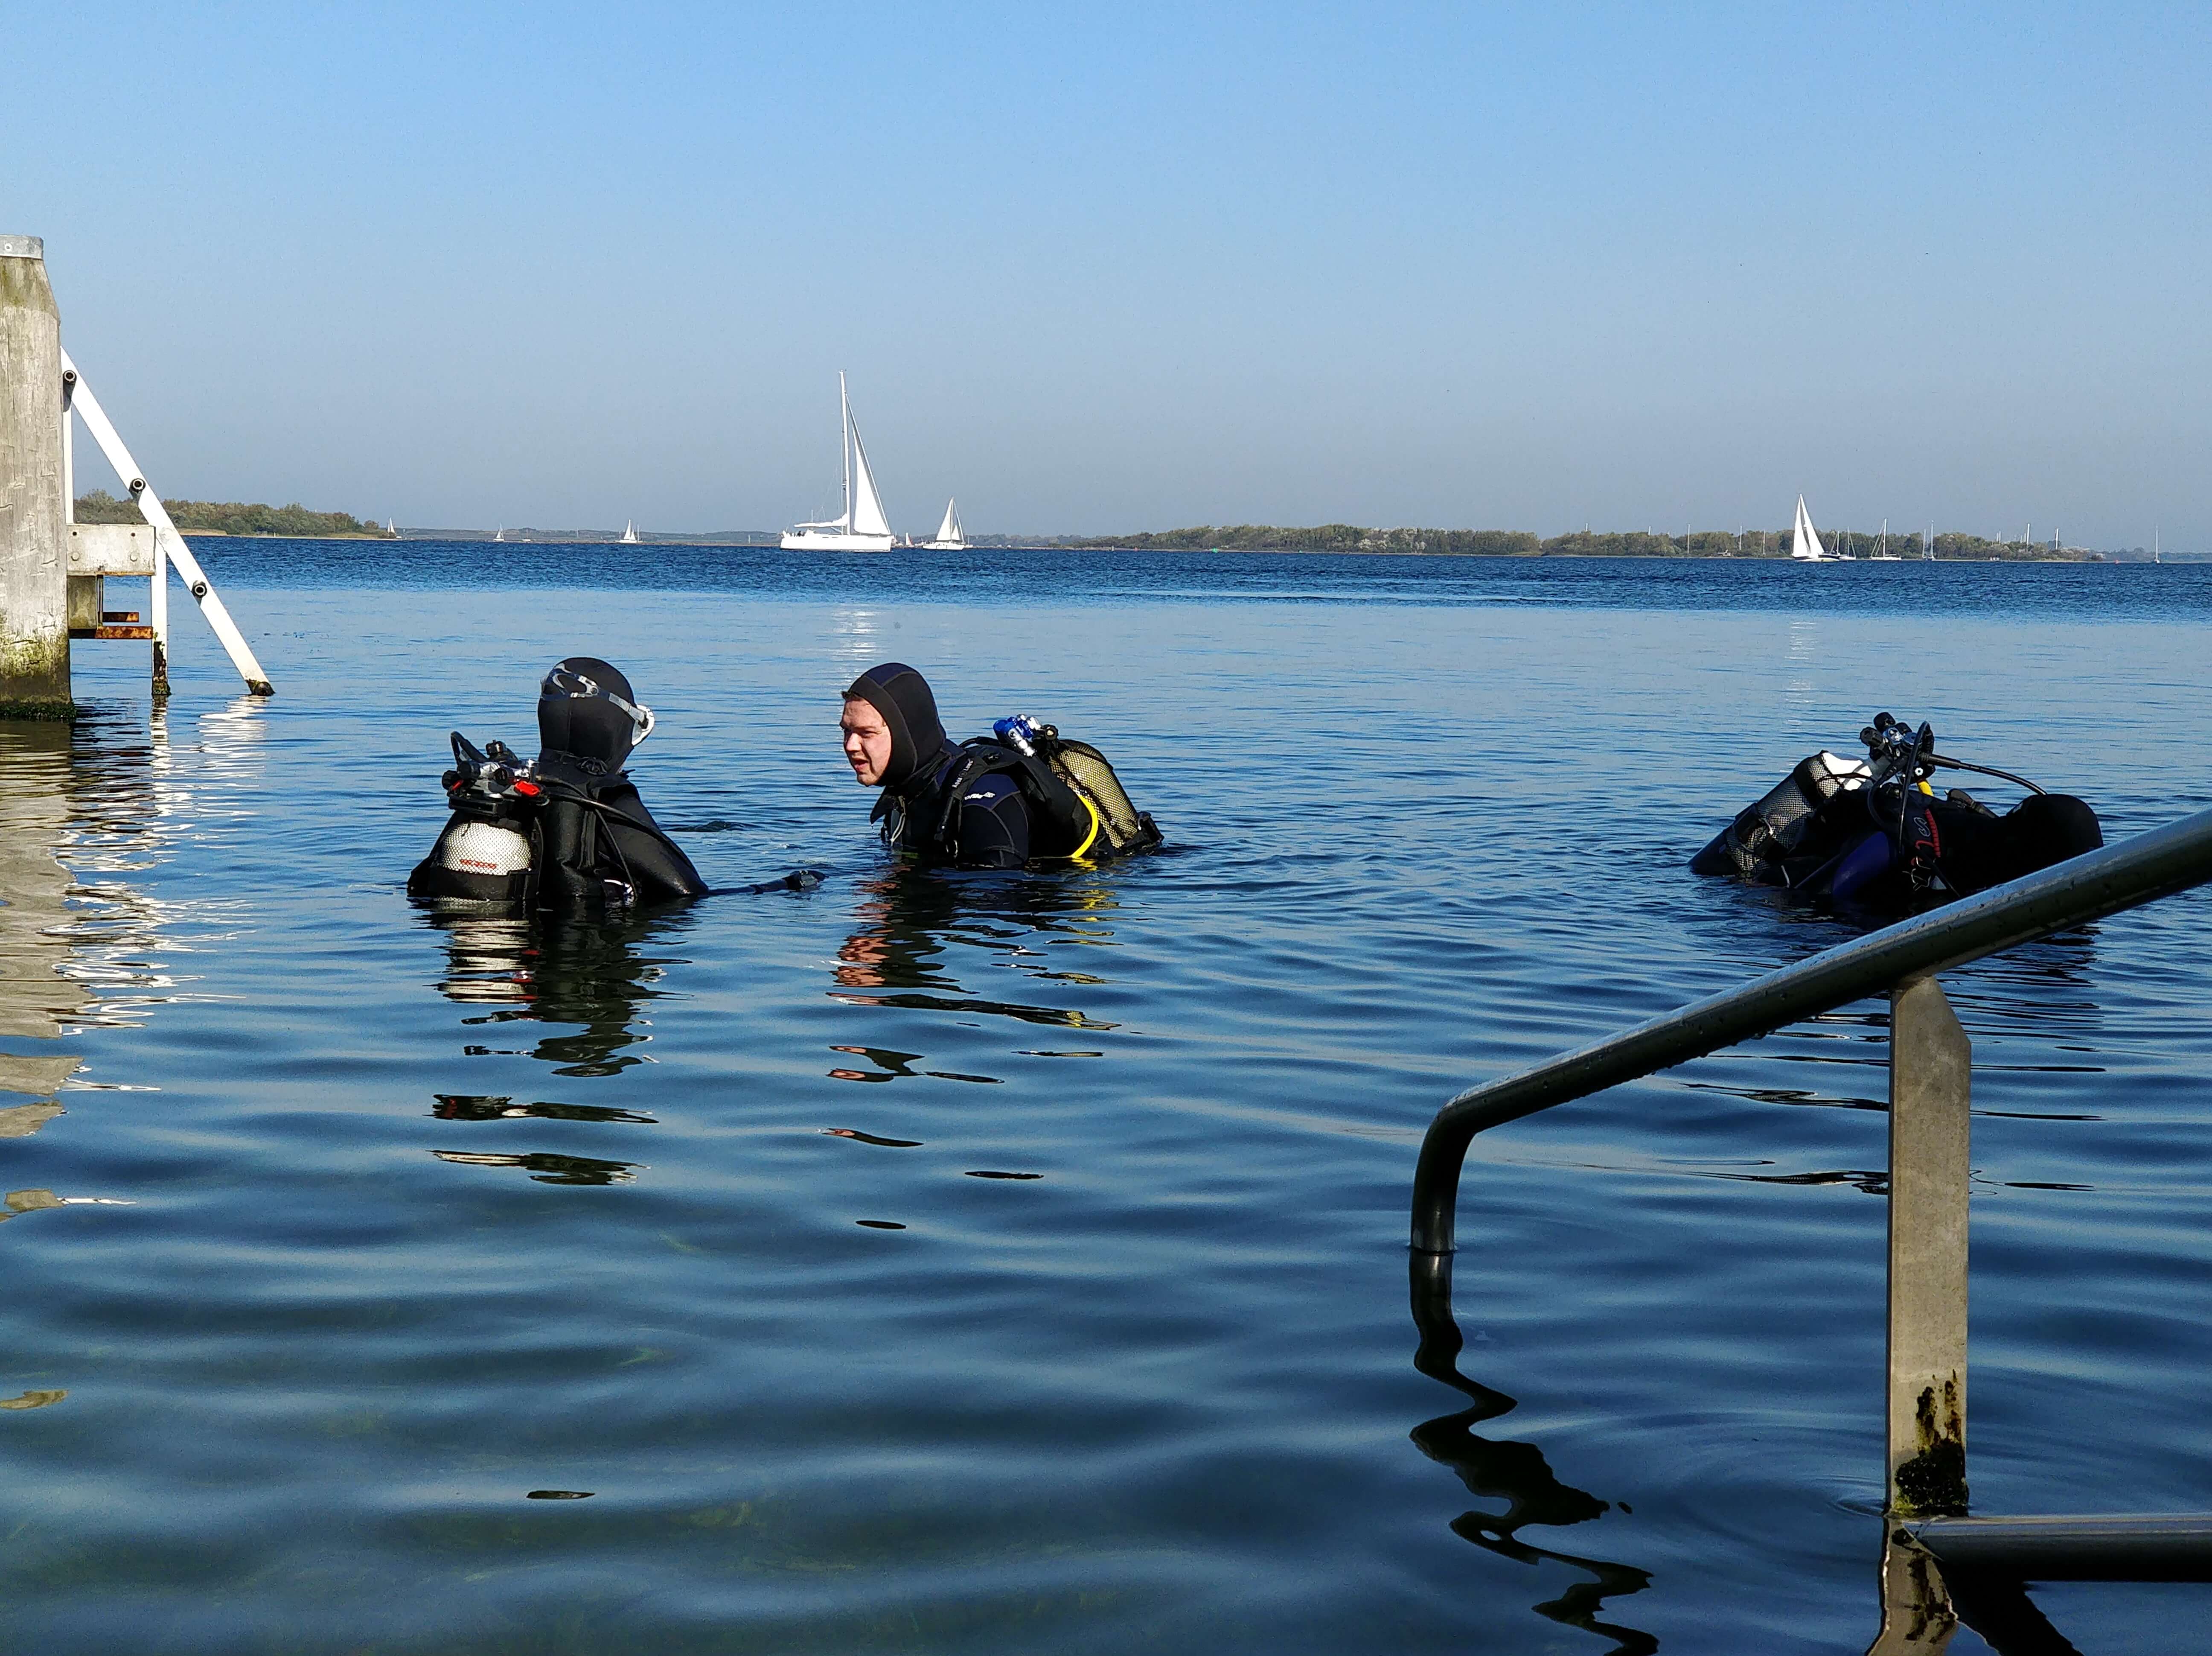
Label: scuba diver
xmin=840 ymin=661 xmax=1161 ymax=869
xmin=1692 ymin=712 xmax=2102 ymax=911
xmin=407 ymin=658 xmax=709 ymax=909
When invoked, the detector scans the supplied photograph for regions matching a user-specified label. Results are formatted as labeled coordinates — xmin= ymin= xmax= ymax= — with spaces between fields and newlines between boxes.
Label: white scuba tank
xmin=435 ymin=819 xmax=533 ymax=878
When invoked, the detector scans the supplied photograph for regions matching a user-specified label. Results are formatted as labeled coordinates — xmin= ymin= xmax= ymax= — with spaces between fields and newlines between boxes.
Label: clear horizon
xmin=13 ymin=3 xmax=2210 ymax=547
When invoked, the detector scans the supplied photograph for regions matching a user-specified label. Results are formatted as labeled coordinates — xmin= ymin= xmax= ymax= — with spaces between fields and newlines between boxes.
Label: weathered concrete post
xmin=0 ymin=234 xmax=70 ymax=718
xmin=1886 ymin=975 xmax=1971 ymax=1517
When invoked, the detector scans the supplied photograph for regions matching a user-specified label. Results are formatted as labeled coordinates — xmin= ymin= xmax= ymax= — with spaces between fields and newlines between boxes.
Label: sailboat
xmin=1789 ymin=495 xmax=1851 ymax=562
xmin=620 ymin=521 xmax=640 ymax=544
xmin=493 ymin=525 xmax=505 ymax=542
xmin=1925 ymin=523 xmax=1936 ymax=561
xmin=923 ymin=498 xmax=968 ymax=551
xmin=1871 ymin=517 xmax=1902 ymax=560
xmin=782 ymin=373 xmax=897 ymax=552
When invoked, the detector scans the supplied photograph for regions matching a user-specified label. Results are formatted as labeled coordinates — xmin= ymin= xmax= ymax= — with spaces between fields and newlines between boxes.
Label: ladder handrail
xmin=1412 ymin=803 xmax=2212 ymax=1254
xmin=60 ymin=349 xmax=274 ymax=697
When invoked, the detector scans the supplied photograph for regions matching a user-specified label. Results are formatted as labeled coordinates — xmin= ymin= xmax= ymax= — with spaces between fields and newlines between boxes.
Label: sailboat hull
xmin=780 ymin=530 xmax=896 ymax=552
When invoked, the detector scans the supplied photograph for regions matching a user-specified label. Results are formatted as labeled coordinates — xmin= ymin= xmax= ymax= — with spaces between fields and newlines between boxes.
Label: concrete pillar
xmin=0 ymin=234 xmax=70 ymax=718
xmin=1886 ymin=975 xmax=1972 ymax=1517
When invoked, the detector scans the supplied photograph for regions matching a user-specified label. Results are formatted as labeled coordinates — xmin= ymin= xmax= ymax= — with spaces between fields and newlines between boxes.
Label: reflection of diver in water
xmin=1409 ymin=1256 xmax=1658 ymax=1656
xmin=424 ymin=902 xmax=697 ymax=1078
xmin=831 ymin=862 xmax=1125 ymax=1032
xmin=419 ymin=903 xmax=691 ymax=1184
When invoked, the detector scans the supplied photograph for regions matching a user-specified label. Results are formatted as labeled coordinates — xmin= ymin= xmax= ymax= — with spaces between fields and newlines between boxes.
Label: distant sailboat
xmin=620 ymin=521 xmax=640 ymax=544
xmin=924 ymin=498 xmax=968 ymax=551
xmin=1871 ymin=517 xmax=1902 ymax=560
xmin=493 ymin=525 xmax=506 ymax=542
xmin=1789 ymin=495 xmax=1851 ymax=562
xmin=385 ymin=518 xmax=397 ymax=537
xmin=1926 ymin=523 xmax=1936 ymax=561
xmin=782 ymin=373 xmax=897 ymax=552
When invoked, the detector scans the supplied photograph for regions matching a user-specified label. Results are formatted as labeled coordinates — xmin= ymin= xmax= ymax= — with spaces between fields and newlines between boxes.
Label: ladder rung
xmin=102 ymin=610 xmax=141 ymax=623
xmin=89 ymin=625 xmax=156 ymax=640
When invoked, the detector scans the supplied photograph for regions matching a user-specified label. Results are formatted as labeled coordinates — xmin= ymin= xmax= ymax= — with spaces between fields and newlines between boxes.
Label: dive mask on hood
xmin=538 ymin=657 xmax=655 ymax=769
xmin=845 ymin=662 xmax=947 ymax=790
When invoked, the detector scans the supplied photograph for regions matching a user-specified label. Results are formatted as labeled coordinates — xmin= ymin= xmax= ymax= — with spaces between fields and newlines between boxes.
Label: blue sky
xmin=11 ymin=3 xmax=2209 ymax=542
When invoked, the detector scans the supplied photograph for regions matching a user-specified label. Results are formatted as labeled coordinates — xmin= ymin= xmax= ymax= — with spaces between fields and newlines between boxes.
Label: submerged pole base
xmin=0 ymin=697 xmax=76 ymax=721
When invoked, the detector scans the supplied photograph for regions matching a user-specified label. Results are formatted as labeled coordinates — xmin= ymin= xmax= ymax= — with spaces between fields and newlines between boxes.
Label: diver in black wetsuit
xmin=408 ymin=657 xmax=707 ymax=908
xmin=532 ymin=658 xmax=708 ymax=904
xmin=839 ymin=662 xmax=1159 ymax=869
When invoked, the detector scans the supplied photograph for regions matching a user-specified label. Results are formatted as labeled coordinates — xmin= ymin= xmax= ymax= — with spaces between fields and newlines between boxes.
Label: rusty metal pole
xmin=0 ymin=234 xmax=71 ymax=718
xmin=1887 ymin=975 xmax=1971 ymax=1517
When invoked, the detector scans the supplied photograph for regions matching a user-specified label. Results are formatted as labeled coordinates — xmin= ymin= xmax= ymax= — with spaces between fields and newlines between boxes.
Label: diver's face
xmin=841 ymin=698 xmax=893 ymax=787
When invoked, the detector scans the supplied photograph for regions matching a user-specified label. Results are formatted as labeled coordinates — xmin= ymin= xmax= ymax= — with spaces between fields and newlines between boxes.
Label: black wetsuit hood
xmin=540 ymin=656 xmax=644 ymax=773
xmin=846 ymin=662 xmax=951 ymax=792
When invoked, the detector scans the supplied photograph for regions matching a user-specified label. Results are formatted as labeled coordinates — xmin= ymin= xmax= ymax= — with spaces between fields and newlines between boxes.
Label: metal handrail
xmin=1412 ymin=802 xmax=2212 ymax=1254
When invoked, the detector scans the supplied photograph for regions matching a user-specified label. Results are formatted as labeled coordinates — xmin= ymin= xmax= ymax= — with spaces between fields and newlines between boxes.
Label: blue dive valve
xmin=993 ymin=714 xmax=1044 ymax=755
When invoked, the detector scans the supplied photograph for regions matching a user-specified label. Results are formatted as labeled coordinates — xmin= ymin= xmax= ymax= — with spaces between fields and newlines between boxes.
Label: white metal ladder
xmin=60 ymin=348 xmax=273 ymax=697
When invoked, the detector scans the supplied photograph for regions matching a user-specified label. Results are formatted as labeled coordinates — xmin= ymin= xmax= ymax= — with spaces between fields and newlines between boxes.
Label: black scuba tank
xmin=1690 ymin=749 xmax=1871 ymax=882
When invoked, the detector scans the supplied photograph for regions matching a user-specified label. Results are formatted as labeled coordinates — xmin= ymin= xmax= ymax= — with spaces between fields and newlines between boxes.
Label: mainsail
xmin=849 ymin=421 xmax=891 ymax=539
xmin=1790 ymin=495 xmax=1828 ymax=562
xmin=934 ymin=499 xmax=963 ymax=546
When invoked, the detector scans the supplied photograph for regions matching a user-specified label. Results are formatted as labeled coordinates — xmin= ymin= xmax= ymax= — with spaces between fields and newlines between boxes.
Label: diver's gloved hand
xmin=740 ymin=868 xmax=825 ymax=895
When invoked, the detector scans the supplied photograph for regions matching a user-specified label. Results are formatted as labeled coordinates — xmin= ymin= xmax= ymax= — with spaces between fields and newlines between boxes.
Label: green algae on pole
xmin=0 ymin=235 xmax=72 ymax=719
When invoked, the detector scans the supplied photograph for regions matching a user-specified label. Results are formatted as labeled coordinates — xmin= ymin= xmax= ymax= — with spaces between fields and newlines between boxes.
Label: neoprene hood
xmin=539 ymin=657 xmax=646 ymax=770
xmin=845 ymin=662 xmax=946 ymax=790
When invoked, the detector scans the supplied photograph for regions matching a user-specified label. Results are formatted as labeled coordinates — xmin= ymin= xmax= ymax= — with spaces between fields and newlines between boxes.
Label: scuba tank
xmin=408 ymin=732 xmax=544 ymax=906
xmin=993 ymin=714 xmax=1161 ymax=858
xmin=1688 ymin=747 xmax=1871 ymax=879
xmin=1691 ymin=712 xmax=2102 ymax=910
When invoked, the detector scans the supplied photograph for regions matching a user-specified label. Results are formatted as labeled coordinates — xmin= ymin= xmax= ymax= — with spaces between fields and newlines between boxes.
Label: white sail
xmin=849 ymin=423 xmax=891 ymax=538
xmin=1790 ymin=495 xmax=1828 ymax=562
xmin=620 ymin=520 xmax=639 ymax=544
xmin=782 ymin=373 xmax=897 ymax=551
xmin=926 ymin=498 xmax=966 ymax=550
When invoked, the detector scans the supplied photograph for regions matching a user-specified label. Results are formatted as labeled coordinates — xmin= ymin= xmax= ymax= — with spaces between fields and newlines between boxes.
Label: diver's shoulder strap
xmin=930 ymin=739 xmax=1023 ymax=855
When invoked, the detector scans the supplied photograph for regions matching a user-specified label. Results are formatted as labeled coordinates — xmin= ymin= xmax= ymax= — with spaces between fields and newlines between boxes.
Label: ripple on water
xmin=5 ymin=564 xmax=2212 ymax=1653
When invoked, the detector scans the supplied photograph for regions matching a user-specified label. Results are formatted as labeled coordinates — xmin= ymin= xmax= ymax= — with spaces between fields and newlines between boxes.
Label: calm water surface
xmin=4 ymin=550 xmax=2210 ymax=1653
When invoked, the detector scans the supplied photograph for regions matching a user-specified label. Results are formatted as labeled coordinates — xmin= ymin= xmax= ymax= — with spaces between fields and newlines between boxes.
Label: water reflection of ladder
xmin=59 ymin=349 xmax=273 ymax=697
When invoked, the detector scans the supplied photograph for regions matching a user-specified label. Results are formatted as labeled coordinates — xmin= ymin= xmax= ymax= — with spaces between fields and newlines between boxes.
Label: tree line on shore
xmin=73 ymin=490 xmax=393 ymax=538
xmin=1058 ymin=524 xmax=2084 ymax=560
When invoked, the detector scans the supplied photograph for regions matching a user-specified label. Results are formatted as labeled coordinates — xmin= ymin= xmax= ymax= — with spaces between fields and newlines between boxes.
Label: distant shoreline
xmin=1045 ymin=543 xmax=2088 ymax=563
xmin=178 ymin=529 xmax=394 ymax=540
xmin=156 ymin=528 xmax=2178 ymax=562
xmin=186 ymin=535 xmax=2168 ymax=562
